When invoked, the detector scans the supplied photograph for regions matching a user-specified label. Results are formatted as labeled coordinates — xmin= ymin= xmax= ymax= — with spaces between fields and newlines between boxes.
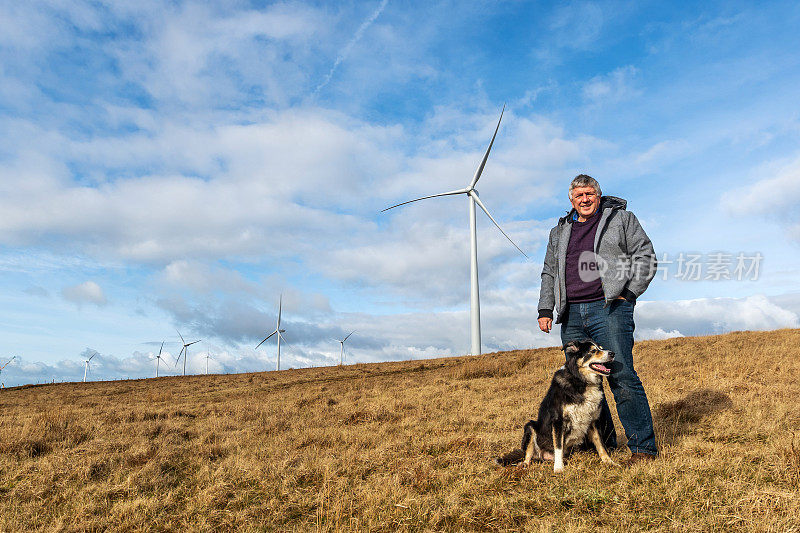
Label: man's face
xmin=570 ymin=186 xmax=600 ymax=219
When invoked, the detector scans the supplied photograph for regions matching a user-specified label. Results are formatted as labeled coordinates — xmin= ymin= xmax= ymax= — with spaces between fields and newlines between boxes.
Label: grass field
xmin=1 ymin=329 xmax=799 ymax=531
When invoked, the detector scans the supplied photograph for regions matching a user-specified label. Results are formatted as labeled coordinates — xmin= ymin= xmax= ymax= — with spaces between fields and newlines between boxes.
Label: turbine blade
xmin=255 ymin=330 xmax=278 ymax=349
xmin=277 ymin=295 xmax=282 ymax=329
xmin=186 ymin=340 xmax=201 ymax=347
xmin=381 ymin=189 xmax=468 ymax=212
xmin=468 ymin=104 xmax=505 ymax=189
xmin=176 ymin=329 xmax=185 ymax=345
xmin=470 ymin=191 xmax=528 ymax=258
xmin=343 ymin=330 xmax=355 ymax=342
xmin=174 ymin=347 xmax=185 ymax=367
xmin=158 ymin=341 xmax=164 ymax=357
xmin=88 ymin=353 xmax=97 ymax=361
xmin=278 ymin=332 xmax=290 ymax=348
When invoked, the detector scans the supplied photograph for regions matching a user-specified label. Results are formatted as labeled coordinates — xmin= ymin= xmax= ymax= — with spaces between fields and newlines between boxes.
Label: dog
xmin=495 ymin=339 xmax=618 ymax=473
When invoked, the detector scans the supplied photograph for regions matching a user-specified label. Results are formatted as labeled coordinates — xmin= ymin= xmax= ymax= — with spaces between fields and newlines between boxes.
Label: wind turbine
xmin=336 ymin=331 xmax=355 ymax=366
xmin=151 ymin=341 xmax=171 ymax=378
xmin=174 ymin=331 xmax=201 ymax=376
xmin=205 ymin=351 xmax=213 ymax=375
xmin=255 ymin=295 xmax=288 ymax=371
xmin=83 ymin=352 xmax=96 ymax=382
xmin=0 ymin=356 xmax=15 ymax=378
xmin=382 ymin=105 xmax=527 ymax=356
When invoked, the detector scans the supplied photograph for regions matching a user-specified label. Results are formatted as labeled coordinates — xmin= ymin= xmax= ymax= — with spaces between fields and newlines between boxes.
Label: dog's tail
xmin=494 ymin=448 xmax=524 ymax=466
xmin=494 ymin=420 xmax=537 ymax=466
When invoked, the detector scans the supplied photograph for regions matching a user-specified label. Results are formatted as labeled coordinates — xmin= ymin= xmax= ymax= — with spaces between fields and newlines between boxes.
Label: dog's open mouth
xmin=589 ymin=362 xmax=612 ymax=375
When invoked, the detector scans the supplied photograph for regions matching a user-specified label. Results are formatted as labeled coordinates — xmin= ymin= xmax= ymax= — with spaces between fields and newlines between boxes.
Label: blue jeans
xmin=560 ymin=299 xmax=658 ymax=456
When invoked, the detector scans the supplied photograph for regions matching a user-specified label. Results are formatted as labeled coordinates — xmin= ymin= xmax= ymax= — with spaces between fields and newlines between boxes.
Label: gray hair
xmin=568 ymin=174 xmax=602 ymax=199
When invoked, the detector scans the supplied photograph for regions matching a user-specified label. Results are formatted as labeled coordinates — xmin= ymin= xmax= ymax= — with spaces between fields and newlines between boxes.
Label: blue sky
xmin=1 ymin=0 xmax=799 ymax=386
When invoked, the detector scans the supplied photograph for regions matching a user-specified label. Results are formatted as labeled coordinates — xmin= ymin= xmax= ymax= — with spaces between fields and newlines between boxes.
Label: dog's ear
xmin=563 ymin=341 xmax=581 ymax=354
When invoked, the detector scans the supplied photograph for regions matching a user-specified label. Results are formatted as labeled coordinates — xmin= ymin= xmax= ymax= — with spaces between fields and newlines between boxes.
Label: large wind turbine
xmin=382 ymin=106 xmax=527 ymax=356
xmin=255 ymin=295 xmax=288 ymax=371
xmin=337 ymin=331 xmax=355 ymax=366
xmin=151 ymin=341 xmax=170 ymax=378
xmin=83 ymin=352 xmax=96 ymax=382
xmin=174 ymin=331 xmax=201 ymax=376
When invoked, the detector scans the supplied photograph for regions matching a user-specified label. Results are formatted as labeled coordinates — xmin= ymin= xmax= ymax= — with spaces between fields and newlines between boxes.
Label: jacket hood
xmin=560 ymin=195 xmax=627 ymax=224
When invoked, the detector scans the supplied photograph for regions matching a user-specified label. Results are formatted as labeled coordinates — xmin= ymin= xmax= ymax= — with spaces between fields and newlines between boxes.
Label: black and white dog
xmin=495 ymin=340 xmax=618 ymax=473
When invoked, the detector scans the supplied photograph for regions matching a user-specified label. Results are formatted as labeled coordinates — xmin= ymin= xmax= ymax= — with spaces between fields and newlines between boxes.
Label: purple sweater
xmin=564 ymin=211 xmax=605 ymax=303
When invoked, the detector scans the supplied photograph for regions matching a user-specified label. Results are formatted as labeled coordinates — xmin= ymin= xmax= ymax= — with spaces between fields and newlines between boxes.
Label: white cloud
xmin=0 ymin=110 xmax=398 ymax=262
xmin=631 ymin=139 xmax=689 ymax=168
xmin=23 ymin=286 xmax=50 ymax=298
xmin=160 ymin=260 xmax=258 ymax=295
xmin=582 ymin=65 xmax=640 ymax=104
xmin=635 ymin=294 xmax=799 ymax=336
xmin=548 ymin=2 xmax=606 ymax=51
xmin=0 ymin=106 xmax=596 ymax=279
xmin=721 ymin=155 xmax=800 ymax=242
xmin=722 ymin=155 xmax=800 ymax=215
xmin=315 ymin=216 xmax=541 ymax=306
xmin=115 ymin=2 xmax=326 ymax=109
xmin=635 ymin=328 xmax=684 ymax=341
xmin=61 ymin=281 xmax=107 ymax=307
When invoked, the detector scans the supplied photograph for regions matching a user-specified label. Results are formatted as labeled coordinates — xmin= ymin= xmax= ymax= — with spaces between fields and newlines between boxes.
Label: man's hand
xmin=538 ymin=317 xmax=552 ymax=333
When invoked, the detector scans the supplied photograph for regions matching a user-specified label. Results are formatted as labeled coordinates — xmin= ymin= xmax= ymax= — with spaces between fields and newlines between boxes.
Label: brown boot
xmin=625 ymin=453 xmax=657 ymax=466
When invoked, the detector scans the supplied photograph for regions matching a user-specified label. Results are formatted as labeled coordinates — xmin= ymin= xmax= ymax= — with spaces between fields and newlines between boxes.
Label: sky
xmin=1 ymin=0 xmax=799 ymax=386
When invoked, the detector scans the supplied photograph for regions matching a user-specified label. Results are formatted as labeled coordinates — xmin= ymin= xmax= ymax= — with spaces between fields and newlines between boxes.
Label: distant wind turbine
xmin=83 ymin=352 xmax=96 ymax=382
xmin=382 ymin=105 xmax=527 ymax=356
xmin=205 ymin=351 xmax=213 ymax=375
xmin=0 ymin=356 xmax=15 ymax=378
xmin=337 ymin=331 xmax=355 ymax=365
xmin=255 ymin=295 xmax=289 ymax=371
xmin=174 ymin=331 xmax=201 ymax=376
xmin=151 ymin=341 xmax=171 ymax=378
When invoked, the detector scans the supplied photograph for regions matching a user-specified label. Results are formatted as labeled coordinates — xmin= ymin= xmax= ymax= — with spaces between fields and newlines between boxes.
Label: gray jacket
xmin=538 ymin=196 xmax=656 ymax=323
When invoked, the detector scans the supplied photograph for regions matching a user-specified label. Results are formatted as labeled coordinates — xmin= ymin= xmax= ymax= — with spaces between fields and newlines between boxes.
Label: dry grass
xmin=1 ymin=329 xmax=800 ymax=532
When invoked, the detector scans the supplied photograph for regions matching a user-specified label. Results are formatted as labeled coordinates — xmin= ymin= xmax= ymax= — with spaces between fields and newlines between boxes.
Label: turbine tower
xmin=83 ymin=352 xmax=96 ymax=382
xmin=255 ymin=295 xmax=288 ymax=371
xmin=382 ymin=106 xmax=527 ymax=356
xmin=0 ymin=356 xmax=15 ymax=378
xmin=152 ymin=341 xmax=170 ymax=378
xmin=337 ymin=331 xmax=355 ymax=366
xmin=174 ymin=331 xmax=201 ymax=376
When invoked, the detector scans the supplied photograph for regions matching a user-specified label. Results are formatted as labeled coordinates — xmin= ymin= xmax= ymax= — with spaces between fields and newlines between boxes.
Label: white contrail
xmin=314 ymin=0 xmax=388 ymax=95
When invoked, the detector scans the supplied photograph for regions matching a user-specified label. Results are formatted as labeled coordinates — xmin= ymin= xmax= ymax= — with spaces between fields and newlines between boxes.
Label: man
xmin=537 ymin=174 xmax=658 ymax=465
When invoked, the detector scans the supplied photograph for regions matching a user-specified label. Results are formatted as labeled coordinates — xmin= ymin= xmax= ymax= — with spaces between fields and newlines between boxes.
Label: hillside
xmin=1 ymin=330 xmax=799 ymax=531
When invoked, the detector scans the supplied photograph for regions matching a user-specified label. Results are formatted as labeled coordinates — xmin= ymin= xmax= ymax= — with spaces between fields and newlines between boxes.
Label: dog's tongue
xmin=593 ymin=363 xmax=610 ymax=372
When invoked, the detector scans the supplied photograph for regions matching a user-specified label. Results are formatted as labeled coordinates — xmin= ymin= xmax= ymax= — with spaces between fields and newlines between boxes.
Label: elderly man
xmin=537 ymin=174 xmax=658 ymax=465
